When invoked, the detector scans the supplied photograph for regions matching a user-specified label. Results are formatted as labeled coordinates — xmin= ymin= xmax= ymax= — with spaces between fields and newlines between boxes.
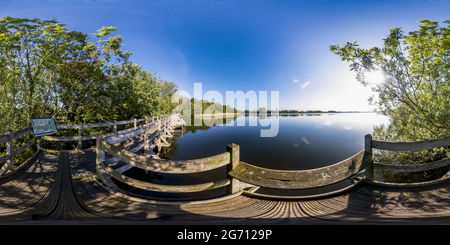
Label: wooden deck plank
xmin=0 ymin=152 xmax=60 ymax=221
xmin=70 ymin=153 xmax=144 ymax=218
xmin=0 ymin=153 xmax=55 ymax=212
xmin=42 ymin=153 xmax=97 ymax=221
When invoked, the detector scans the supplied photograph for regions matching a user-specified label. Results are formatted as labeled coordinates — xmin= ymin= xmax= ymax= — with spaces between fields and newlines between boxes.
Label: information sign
xmin=30 ymin=117 xmax=58 ymax=137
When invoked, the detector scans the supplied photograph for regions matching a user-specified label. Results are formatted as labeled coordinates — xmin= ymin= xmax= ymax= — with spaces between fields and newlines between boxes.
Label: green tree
xmin=159 ymin=80 xmax=178 ymax=115
xmin=0 ymin=17 xmax=86 ymax=132
xmin=0 ymin=17 xmax=135 ymax=132
xmin=330 ymin=20 xmax=450 ymax=142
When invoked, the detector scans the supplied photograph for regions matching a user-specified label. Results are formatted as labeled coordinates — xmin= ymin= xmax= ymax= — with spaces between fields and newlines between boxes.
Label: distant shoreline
xmin=245 ymin=111 xmax=376 ymax=114
xmin=194 ymin=113 xmax=241 ymax=119
xmin=192 ymin=111 xmax=375 ymax=119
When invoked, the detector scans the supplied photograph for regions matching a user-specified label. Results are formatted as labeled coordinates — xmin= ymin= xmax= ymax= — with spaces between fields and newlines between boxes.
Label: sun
xmin=365 ymin=70 xmax=385 ymax=87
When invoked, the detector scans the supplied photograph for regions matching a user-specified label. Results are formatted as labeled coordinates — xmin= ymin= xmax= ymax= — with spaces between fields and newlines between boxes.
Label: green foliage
xmin=0 ymin=17 xmax=179 ymax=131
xmin=171 ymin=97 xmax=238 ymax=125
xmin=0 ymin=17 xmax=179 ymax=166
xmin=331 ymin=19 xmax=450 ymax=142
xmin=331 ymin=20 xmax=450 ymax=181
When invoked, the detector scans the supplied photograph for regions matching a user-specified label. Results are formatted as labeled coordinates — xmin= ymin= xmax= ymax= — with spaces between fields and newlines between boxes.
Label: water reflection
xmin=161 ymin=113 xmax=390 ymax=170
xmin=301 ymin=137 xmax=311 ymax=145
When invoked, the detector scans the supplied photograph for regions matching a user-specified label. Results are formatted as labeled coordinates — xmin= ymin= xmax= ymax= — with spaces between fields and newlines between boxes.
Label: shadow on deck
xmin=3 ymin=138 xmax=450 ymax=224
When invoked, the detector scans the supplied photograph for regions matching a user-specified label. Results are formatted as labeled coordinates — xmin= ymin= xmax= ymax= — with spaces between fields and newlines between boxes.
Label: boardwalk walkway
xmin=3 ymin=134 xmax=450 ymax=224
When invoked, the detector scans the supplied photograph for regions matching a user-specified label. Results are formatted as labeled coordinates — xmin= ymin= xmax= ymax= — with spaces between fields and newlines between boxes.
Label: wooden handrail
xmin=372 ymin=136 xmax=450 ymax=152
xmin=4 ymin=115 xmax=450 ymax=190
xmin=366 ymin=133 xmax=450 ymax=186
xmin=97 ymin=161 xmax=230 ymax=193
xmin=0 ymin=114 xmax=175 ymax=175
xmin=228 ymin=150 xmax=366 ymax=189
xmin=100 ymin=140 xmax=231 ymax=174
xmin=94 ymin=115 xmax=242 ymax=200
xmin=373 ymin=158 xmax=450 ymax=173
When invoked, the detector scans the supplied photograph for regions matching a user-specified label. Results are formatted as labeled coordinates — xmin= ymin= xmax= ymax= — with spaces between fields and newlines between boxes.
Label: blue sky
xmin=2 ymin=0 xmax=450 ymax=111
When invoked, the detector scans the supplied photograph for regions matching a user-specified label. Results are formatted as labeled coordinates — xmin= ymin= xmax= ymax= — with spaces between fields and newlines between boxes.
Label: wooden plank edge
xmin=373 ymin=158 xmax=450 ymax=173
xmin=12 ymin=127 xmax=32 ymax=140
xmin=95 ymin=168 xmax=243 ymax=206
xmin=372 ymin=136 xmax=450 ymax=152
xmin=364 ymin=174 xmax=450 ymax=188
xmin=40 ymin=148 xmax=96 ymax=155
xmin=102 ymin=140 xmax=231 ymax=174
xmin=100 ymin=161 xmax=230 ymax=193
xmin=242 ymin=178 xmax=363 ymax=200
xmin=0 ymin=149 xmax=41 ymax=180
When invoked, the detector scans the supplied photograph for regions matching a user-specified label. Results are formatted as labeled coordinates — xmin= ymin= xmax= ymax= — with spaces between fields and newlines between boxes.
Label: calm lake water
xmin=167 ymin=113 xmax=390 ymax=170
xmin=118 ymin=113 xmax=391 ymax=198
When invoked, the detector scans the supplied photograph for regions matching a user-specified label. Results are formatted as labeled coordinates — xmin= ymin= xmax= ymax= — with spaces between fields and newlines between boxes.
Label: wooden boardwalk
xmin=3 ymin=136 xmax=450 ymax=224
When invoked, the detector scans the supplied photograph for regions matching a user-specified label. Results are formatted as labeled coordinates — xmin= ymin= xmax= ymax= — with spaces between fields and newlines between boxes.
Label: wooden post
xmin=144 ymin=117 xmax=149 ymax=156
xmin=168 ymin=115 xmax=171 ymax=128
xmin=134 ymin=118 xmax=137 ymax=130
xmin=37 ymin=137 xmax=42 ymax=151
xmin=6 ymin=130 xmax=14 ymax=172
xmin=96 ymin=135 xmax=105 ymax=179
xmin=364 ymin=134 xmax=374 ymax=182
xmin=156 ymin=116 xmax=161 ymax=154
xmin=114 ymin=120 xmax=117 ymax=136
xmin=158 ymin=116 xmax=161 ymax=131
xmin=226 ymin=143 xmax=240 ymax=195
xmin=78 ymin=122 xmax=83 ymax=150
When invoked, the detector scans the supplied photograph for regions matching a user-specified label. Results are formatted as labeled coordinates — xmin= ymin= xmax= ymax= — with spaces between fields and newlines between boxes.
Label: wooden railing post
xmin=96 ymin=135 xmax=105 ymax=178
xmin=158 ymin=116 xmax=161 ymax=131
xmin=78 ymin=122 xmax=83 ymax=150
xmin=134 ymin=118 xmax=137 ymax=130
xmin=37 ymin=137 xmax=42 ymax=151
xmin=156 ymin=116 xmax=161 ymax=154
xmin=364 ymin=134 xmax=374 ymax=182
xmin=114 ymin=120 xmax=118 ymax=136
xmin=144 ymin=117 xmax=149 ymax=156
xmin=226 ymin=143 xmax=240 ymax=195
xmin=6 ymin=130 xmax=14 ymax=172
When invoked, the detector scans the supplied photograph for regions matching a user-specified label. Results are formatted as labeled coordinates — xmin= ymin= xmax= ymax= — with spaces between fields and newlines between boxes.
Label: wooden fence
xmin=0 ymin=127 xmax=38 ymax=174
xmin=96 ymin=122 xmax=241 ymax=201
xmin=0 ymin=114 xmax=174 ymax=175
xmin=4 ymin=114 xmax=450 ymax=201
xmin=96 ymin=130 xmax=450 ymax=201
xmin=365 ymin=134 xmax=450 ymax=187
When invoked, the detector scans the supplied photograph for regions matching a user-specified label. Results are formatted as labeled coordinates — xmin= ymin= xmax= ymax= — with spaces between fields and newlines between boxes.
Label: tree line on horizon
xmin=243 ymin=109 xmax=362 ymax=114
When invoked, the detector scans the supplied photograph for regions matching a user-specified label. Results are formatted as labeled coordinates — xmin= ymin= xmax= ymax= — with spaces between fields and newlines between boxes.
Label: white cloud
xmin=293 ymin=79 xmax=298 ymax=83
xmin=293 ymin=143 xmax=299 ymax=147
xmin=301 ymin=81 xmax=311 ymax=89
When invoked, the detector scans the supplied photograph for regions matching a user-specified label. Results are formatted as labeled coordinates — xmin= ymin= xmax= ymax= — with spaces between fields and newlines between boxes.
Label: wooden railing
xmin=0 ymin=114 xmax=175 ymax=175
xmin=96 ymin=115 xmax=241 ymax=202
xmin=228 ymin=150 xmax=368 ymax=189
xmin=0 ymin=127 xmax=38 ymax=174
xmin=228 ymin=134 xmax=450 ymax=197
xmin=364 ymin=134 xmax=450 ymax=187
xmin=5 ymin=114 xmax=450 ymax=200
